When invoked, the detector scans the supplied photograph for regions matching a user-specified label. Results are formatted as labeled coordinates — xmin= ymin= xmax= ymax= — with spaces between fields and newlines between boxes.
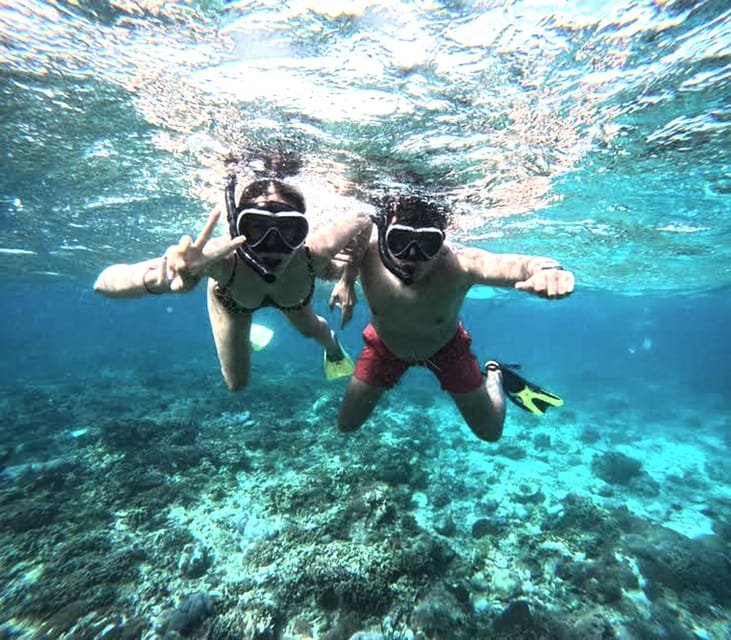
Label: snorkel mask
xmin=226 ymin=175 xmax=308 ymax=283
xmin=372 ymin=213 xmax=445 ymax=285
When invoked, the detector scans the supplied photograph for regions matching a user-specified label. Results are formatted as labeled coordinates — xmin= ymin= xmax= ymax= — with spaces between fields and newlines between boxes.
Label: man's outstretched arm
xmin=458 ymin=246 xmax=574 ymax=299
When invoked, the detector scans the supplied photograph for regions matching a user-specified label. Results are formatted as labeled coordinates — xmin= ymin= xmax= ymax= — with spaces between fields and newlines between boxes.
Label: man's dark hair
xmin=238 ymin=179 xmax=306 ymax=213
xmin=382 ymin=194 xmax=448 ymax=229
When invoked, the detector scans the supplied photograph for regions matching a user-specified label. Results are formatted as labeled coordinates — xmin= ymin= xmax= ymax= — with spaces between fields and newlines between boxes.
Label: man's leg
xmin=427 ymin=325 xmax=505 ymax=442
xmin=338 ymin=377 xmax=387 ymax=432
xmin=449 ymin=366 xmax=505 ymax=442
xmin=338 ymin=323 xmax=406 ymax=432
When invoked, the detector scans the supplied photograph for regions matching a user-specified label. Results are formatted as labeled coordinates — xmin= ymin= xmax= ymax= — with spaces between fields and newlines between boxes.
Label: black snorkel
xmin=371 ymin=213 xmax=414 ymax=286
xmin=225 ymin=174 xmax=277 ymax=283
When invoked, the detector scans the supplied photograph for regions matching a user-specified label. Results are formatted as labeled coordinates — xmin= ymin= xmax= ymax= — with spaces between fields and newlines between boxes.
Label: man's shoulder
xmin=443 ymin=241 xmax=479 ymax=265
xmin=449 ymin=243 xmax=497 ymax=264
xmin=443 ymin=243 xmax=498 ymax=282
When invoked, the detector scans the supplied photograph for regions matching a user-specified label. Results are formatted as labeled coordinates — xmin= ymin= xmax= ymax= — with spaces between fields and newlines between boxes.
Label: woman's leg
xmin=206 ymin=280 xmax=252 ymax=391
xmin=284 ymin=305 xmax=343 ymax=359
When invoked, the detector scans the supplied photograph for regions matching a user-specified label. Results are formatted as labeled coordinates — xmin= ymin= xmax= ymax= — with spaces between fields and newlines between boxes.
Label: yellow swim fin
xmin=485 ymin=361 xmax=564 ymax=416
xmin=250 ymin=323 xmax=274 ymax=351
xmin=324 ymin=336 xmax=354 ymax=381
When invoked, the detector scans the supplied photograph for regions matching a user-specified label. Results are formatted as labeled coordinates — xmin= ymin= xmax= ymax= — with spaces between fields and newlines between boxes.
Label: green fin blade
xmin=490 ymin=362 xmax=564 ymax=416
xmin=250 ymin=323 xmax=274 ymax=351
xmin=323 ymin=338 xmax=355 ymax=381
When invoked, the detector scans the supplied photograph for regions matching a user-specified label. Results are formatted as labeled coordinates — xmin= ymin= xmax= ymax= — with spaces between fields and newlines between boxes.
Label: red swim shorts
xmin=353 ymin=323 xmax=483 ymax=394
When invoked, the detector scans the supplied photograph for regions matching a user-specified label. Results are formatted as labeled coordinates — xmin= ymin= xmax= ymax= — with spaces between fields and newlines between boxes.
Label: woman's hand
xmin=164 ymin=209 xmax=245 ymax=293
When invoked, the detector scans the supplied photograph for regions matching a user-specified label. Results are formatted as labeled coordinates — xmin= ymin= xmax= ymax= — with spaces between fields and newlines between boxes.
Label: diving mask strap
xmin=372 ymin=213 xmax=413 ymax=286
xmin=225 ymin=174 xmax=276 ymax=283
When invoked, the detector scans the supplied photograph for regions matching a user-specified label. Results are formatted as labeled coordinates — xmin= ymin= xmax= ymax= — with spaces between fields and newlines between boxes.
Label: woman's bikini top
xmin=213 ymin=246 xmax=315 ymax=314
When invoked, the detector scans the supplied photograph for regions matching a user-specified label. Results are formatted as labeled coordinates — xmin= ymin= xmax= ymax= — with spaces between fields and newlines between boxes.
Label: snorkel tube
xmin=371 ymin=213 xmax=414 ymax=285
xmin=225 ymin=174 xmax=277 ymax=283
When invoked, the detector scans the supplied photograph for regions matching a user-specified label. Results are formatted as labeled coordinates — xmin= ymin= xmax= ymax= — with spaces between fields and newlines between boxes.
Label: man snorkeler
xmin=336 ymin=194 xmax=574 ymax=442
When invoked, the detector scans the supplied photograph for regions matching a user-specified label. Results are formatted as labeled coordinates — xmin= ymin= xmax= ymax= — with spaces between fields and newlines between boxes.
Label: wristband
xmin=539 ymin=264 xmax=564 ymax=271
xmin=142 ymin=267 xmax=163 ymax=294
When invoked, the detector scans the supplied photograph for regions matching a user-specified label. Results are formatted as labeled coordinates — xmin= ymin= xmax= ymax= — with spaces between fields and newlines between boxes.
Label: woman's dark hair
xmin=238 ymin=179 xmax=306 ymax=213
xmin=382 ymin=194 xmax=448 ymax=229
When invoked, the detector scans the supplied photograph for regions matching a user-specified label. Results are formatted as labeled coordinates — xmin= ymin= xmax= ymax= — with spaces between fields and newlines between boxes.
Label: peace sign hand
xmin=165 ymin=209 xmax=245 ymax=293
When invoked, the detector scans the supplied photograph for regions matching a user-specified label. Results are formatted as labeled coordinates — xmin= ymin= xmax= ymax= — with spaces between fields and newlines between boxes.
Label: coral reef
xmin=591 ymin=451 xmax=643 ymax=485
xmin=1 ymin=367 xmax=729 ymax=639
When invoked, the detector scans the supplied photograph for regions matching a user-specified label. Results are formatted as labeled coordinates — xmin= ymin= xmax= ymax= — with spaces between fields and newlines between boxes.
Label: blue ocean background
xmin=3 ymin=281 xmax=730 ymax=418
xmin=1 ymin=1 xmax=730 ymax=638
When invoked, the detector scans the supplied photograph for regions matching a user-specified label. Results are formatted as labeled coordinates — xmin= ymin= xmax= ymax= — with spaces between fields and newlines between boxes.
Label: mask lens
xmin=238 ymin=213 xmax=271 ymax=244
xmin=386 ymin=225 xmax=444 ymax=259
xmin=237 ymin=210 xmax=308 ymax=251
xmin=274 ymin=216 xmax=309 ymax=247
xmin=385 ymin=227 xmax=413 ymax=255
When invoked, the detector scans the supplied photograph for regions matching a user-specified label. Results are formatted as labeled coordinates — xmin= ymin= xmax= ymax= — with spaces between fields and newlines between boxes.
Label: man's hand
xmin=515 ymin=267 xmax=575 ymax=299
xmin=165 ymin=209 xmax=245 ymax=293
xmin=328 ymin=276 xmax=357 ymax=328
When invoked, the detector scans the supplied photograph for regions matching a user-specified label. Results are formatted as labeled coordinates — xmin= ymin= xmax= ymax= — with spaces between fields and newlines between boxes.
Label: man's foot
xmin=485 ymin=361 xmax=564 ymax=415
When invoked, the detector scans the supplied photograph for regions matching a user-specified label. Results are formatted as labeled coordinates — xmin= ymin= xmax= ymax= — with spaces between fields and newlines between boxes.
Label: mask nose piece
xmin=261 ymin=231 xmax=278 ymax=251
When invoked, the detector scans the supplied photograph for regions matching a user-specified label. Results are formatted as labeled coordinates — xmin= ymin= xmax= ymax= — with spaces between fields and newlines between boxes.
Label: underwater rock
xmin=320 ymin=611 xmax=362 ymax=640
xmin=79 ymin=614 xmax=147 ymax=639
xmin=542 ymin=494 xmax=620 ymax=556
xmin=471 ymin=517 xmax=508 ymax=539
xmin=10 ymin=530 xmax=143 ymax=621
xmin=178 ymin=542 xmax=212 ymax=579
xmin=237 ymin=514 xmax=283 ymax=545
xmin=100 ymin=418 xmax=212 ymax=475
xmin=492 ymin=600 xmax=533 ymax=632
xmin=434 ymin=514 xmax=457 ymax=537
xmin=476 ymin=498 xmax=500 ymax=515
xmin=375 ymin=457 xmax=428 ymax=488
xmin=591 ymin=451 xmax=643 ymax=485
xmin=1 ymin=496 xmax=60 ymax=532
xmin=555 ymin=554 xmax=637 ymax=604
xmin=512 ymin=483 xmax=545 ymax=505
xmin=491 ymin=600 xmax=568 ymax=638
xmin=533 ymin=433 xmax=551 ymax=450
xmin=430 ymin=475 xmax=468 ymax=508
xmin=494 ymin=442 xmax=527 ymax=460
xmin=580 ymin=426 xmax=602 ymax=445
xmin=625 ymin=602 xmax=698 ymax=640
xmin=157 ymin=592 xmax=215 ymax=638
xmin=268 ymin=532 xmax=458 ymax=620
xmin=206 ymin=602 xmax=275 ymax=640
xmin=624 ymin=528 xmax=731 ymax=606
xmin=37 ymin=601 xmax=94 ymax=637
xmin=570 ymin=611 xmax=616 ymax=639
xmin=0 ymin=456 xmax=79 ymax=484
xmin=411 ymin=585 xmax=474 ymax=639
xmin=631 ymin=474 xmax=661 ymax=497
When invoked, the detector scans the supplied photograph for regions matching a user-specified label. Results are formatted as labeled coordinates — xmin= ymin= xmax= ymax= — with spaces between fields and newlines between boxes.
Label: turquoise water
xmin=1 ymin=1 xmax=730 ymax=638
